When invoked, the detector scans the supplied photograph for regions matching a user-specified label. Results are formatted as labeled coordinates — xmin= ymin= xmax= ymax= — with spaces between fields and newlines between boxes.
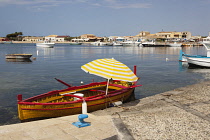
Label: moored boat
xmin=5 ymin=54 xmax=32 ymax=59
xmin=142 ymin=41 xmax=169 ymax=47
xmin=36 ymin=41 xmax=55 ymax=48
xmin=121 ymin=40 xmax=141 ymax=46
xmin=184 ymin=55 xmax=210 ymax=68
xmin=179 ymin=47 xmax=210 ymax=68
xmin=113 ymin=42 xmax=123 ymax=46
xmin=90 ymin=41 xmax=107 ymax=46
xmin=17 ymin=59 xmax=141 ymax=121
xmin=201 ymin=32 xmax=210 ymax=45
xmin=17 ymin=79 xmax=141 ymax=121
xmin=201 ymin=33 xmax=210 ymax=51
xmin=3 ymin=41 xmax=13 ymax=44
xmin=106 ymin=42 xmax=113 ymax=46
xmin=179 ymin=33 xmax=210 ymax=67
xmin=69 ymin=42 xmax=82 ymax=45
xmin=168 ymin=42 xmax=182 ymax=47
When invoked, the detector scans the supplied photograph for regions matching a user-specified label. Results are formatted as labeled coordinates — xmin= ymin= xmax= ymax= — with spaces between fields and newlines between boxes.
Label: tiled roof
xmin=47 ymin=35 xmax=58 ymax=37
xmin=57 ymin=36 xmax=69 ymax=38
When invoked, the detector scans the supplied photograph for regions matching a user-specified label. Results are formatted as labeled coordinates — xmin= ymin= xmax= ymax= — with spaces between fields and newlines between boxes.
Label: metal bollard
xmin=72 ymin=114 xmax=91 ymax=128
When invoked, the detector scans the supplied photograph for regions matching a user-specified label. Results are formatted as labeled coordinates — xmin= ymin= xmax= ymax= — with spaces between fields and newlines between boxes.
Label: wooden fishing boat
xmin=5 ymin=54 xmax=32 ymax=59
xmin=17 ymin=79 xmax=141 ymax=121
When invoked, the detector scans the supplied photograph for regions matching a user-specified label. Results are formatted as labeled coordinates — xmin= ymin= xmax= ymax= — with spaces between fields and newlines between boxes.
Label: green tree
xmin=6 ymin=32 xmax=23 ymax=41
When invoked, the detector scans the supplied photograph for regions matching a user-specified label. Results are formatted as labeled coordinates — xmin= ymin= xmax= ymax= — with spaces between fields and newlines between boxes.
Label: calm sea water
xmin=0 ymin=43 xmax=209 ymax=125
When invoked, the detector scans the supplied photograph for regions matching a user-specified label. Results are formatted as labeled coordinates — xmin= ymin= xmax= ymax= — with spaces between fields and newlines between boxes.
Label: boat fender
xmin=72 ymin=114 xmax=91 ymax=128
xmin=114 ymin=101 xmax=122 ymax=106
xmin=82 ymin=100 xmax=87 ymax=114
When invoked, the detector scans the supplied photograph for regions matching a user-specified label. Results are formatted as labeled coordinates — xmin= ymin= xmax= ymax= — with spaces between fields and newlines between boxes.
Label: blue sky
xmin=0 ymin=0 xmax=210 ymax=37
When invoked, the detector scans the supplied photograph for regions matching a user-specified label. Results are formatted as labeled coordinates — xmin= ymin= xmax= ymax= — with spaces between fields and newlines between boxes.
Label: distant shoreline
xmin=11 ymin=41 xmax=71 ymax=44
xmin=0 ymin=41 xmax=202 ymax=47
xmin=1 ymin=41 xmax=92 ymax=44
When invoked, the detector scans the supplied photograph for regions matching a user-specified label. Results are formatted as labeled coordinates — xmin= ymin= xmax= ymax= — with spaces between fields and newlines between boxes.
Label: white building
xmin=56 ymin=36 xmax=69 ymax=42
xmin=22 ymin=36 xmax=44 ymax=42
xmin=45 ymin=35 xmax=57 ymax=42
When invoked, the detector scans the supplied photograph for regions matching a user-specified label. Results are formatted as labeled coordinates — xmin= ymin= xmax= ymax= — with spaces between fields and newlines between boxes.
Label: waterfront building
xmin=155 ymin=31 xmax=192 ymax=39
xmin=136 ymin=31 xmax=150 ymax=37
xmin=80 ymin=34 xmax=104 ymax=42
xmin=45 ymin=35 xmax=58 ymax=42
xmin=0 ymin=37 xmax=8 ymax=41
xmin=136 ymin=31 xmax=192 ymax=40
xmin=80 ymin=34 xmax=96 ymax=39
xmin=56 ymin=35 xmax=70 ymax=42
xmin=22 ymin=36 xmax=44 ymax=42
xmin=22 ymin=35 xmax=69 ymax=42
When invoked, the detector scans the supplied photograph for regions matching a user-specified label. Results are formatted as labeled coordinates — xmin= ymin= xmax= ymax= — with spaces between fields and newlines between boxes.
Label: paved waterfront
xmin=94 ymin=80 xmax=210 ymax=139
xmin=0 ymin=114 xmax=118 ymax=140
xmin=1 ymin=80 xmax=210 ymax=140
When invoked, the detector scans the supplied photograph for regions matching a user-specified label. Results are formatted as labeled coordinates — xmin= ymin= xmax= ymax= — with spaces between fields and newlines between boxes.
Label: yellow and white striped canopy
xmin=81 ymin=58 xmax=138 ymax=82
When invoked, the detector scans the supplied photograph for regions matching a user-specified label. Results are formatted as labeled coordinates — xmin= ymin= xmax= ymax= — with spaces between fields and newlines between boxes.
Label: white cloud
xmin=107 ymin=3 xmax=151 ymax=9
xmin=0 ymin=0 xmax=75 ymax=6
xmin=0 ymin=0 xmax=151 ymax=9
xmin=90 ymin=0 xmax=151 ymax=9
xmin=0 ymin=0 xmax=77 ymax=11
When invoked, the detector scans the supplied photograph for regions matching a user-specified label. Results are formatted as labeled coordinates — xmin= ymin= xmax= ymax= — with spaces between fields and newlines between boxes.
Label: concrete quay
xmin=93 ymin=80 xmax=210 ymax=139
xmin=1 ymin=80 xmax=210 ymax=140
xmin=0 ymin=114 xmax=118 ymax=140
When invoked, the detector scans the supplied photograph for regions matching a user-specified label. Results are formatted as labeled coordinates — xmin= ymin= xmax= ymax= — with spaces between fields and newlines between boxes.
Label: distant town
xmin=0 ymin=31 xmax=209 ymax=43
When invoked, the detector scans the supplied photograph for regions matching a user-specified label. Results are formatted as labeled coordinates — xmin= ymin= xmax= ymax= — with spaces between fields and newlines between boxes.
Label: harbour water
xmin=0 ymin=43 xmax=209 ymax=125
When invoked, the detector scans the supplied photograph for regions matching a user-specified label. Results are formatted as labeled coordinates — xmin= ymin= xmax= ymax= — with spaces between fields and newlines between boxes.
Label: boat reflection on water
xmin=179 ymin=61 xmax=188 ymax=71
xmin=6 ymin=58 xmax=32 ymax=63
xmin=36 ymin=47 xmax=56 ymax=57
xmin=179 ymin=61 xmax=210 ymax=79
xmin=188 ymin=68 xmax=210 ymax=80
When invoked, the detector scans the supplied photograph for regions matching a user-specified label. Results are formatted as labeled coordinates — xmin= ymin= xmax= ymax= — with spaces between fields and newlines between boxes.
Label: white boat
xmin=36 ymin=41 xmax=55 ymax=48
xmin=141 ymin=41 xmax=156 ymax=47
xmin=106 ymin=42 xmax=113 ymax=46
xmin=201 ymin=33 xmax=210 ymax=56
xmin=121 ymin=40 xmax=141 ymax=46
xmin=179 ymin=51 xmax=210 ymax=67
xmin=3 ymin=41 xmax=13 ymax=44
xmin=169 ymin=42 xmax=182 ymax=47
xmin=185 ymin=55 xmax=210 ymax=68
xmin=69 ymin=42 xmax=82 ymax=45
xmin=142 ymin=41 xmax=169 ymax=47
xmin=202 ymin=32 xmax=210 ymax=43
xmin=179 ymin=32 xmax=210 ymax=67
xmin=90 ymin=41 xmax=107 ymax=46
xmin=201 ymin=34 xmax=210 ymax=49
xmin=113 ymin=42 xmax=123 ymax=46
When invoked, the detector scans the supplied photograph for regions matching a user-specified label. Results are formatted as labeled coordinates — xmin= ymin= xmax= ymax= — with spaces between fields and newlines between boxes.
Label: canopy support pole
xmin=105 ymin=79 xmax=110 ymax=95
